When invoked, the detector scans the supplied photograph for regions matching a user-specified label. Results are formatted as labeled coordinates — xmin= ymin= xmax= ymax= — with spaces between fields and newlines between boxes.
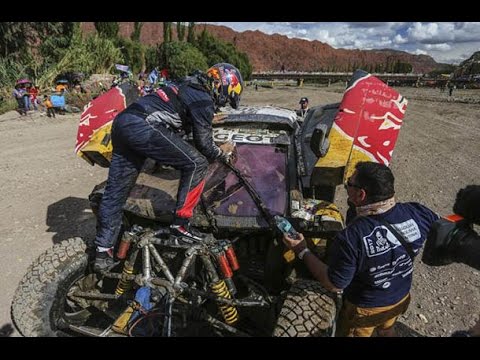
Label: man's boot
xmin=170 ymin=222 xmax=205 ymax=242
xmin=94 ymin=248 xmax=116 ymax=272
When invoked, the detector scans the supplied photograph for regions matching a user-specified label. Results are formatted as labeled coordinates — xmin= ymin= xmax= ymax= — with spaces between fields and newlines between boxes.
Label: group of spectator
xmin=11 ymin=80 xmax=70 ymax=117
xmin=12 ymin=82 xmax=39 ymax=115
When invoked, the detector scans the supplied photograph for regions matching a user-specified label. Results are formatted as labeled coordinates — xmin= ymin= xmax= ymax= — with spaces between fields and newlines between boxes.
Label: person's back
xmin=93 ymin=63 xmax=244 ymax=272
xmin=330 ymin=202 xmax=437 ymax=308
xmin=282 ymin=161 xmax=439 ymax=337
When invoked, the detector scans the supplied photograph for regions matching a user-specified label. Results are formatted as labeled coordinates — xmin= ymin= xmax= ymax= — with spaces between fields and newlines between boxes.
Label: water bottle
xmin=274 ymin=215 xmax=300 ymax=239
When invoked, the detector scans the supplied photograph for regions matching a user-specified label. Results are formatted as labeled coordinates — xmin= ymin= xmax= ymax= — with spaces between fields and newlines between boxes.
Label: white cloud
xmin=425 ymin=43 xmax=452 ymax=51
xmin=413 ymin=49 xmax=428 ymax=55
xmin=208 ymin=22 xmax=480 ymax=64
xmin=394 ymin=34 xmax=408 ymax=44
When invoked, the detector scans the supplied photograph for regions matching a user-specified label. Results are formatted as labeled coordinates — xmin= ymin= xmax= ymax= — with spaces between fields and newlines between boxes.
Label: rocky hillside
xmin=454 ymin=51 xmax=480 ymax=78
xmin=81 ymin=22 xmax=440 ymax=74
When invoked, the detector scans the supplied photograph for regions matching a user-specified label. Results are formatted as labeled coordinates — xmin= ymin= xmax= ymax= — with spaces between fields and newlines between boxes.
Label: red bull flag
xmin=316 ymin=70 xmax=408 ymax=183
xmin=75 ymin=82 xmax=139 ymax=167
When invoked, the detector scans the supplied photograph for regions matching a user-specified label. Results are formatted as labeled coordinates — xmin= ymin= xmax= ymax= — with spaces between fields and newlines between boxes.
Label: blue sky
xmin=208 ymin=22 xmax=480 ymax=65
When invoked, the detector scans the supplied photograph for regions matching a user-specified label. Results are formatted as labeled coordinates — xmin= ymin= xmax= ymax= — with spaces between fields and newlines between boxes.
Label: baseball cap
xmin=299 ymin=97 xmax=308 ymax=104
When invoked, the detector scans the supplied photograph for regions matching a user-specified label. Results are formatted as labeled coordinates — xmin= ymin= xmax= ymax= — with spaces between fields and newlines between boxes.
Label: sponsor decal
xmin=363 ymin=226 xmax=399 ymax=257
xmin=155 ymin=89 xmax=170 ymax=102
xmin=76 ymin=87 xmax=126 ymax=153
xmin=363 ymin=220 xmax=420 ymax=258
xmin=213 ymin=128 xmax=287 ymax=144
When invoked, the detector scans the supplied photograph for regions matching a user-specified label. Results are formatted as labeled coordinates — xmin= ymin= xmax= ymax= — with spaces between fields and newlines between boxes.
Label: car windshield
xmin=203 ymin=144 xmax=287 ymax=217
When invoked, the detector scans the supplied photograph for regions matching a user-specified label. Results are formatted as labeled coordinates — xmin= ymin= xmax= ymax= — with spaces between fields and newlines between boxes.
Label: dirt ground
xmin=0 ymin=84 xmax=479 ymax=337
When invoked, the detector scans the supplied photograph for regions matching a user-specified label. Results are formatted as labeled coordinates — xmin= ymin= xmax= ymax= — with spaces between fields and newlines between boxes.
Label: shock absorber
xmin=210 ymin=280 xmax=239 ymax=325
xmin=115 ymin=260 xmax=135 ymax=295
xmin=213 ymin=247 xmax=237 ymax=295
xmin=222 ymin=241 xmax=240 ymax=271
xmin=201 ymin=254 xmax=239 ymax=325
xmin=116 ymin=231 xmax=133 ymax=260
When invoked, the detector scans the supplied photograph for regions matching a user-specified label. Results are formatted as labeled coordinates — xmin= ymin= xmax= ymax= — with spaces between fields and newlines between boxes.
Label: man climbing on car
xmin=94 ymin=63 xmax=244 ymax=272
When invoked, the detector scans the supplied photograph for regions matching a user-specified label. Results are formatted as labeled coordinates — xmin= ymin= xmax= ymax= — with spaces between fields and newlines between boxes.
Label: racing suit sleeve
xmin=187 ymin=99 xmax=223 ymax=161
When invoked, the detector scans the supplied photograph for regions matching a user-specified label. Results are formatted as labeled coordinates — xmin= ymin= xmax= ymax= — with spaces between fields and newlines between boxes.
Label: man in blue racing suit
xmin=94 ymin=63 xmax=244 ymax=271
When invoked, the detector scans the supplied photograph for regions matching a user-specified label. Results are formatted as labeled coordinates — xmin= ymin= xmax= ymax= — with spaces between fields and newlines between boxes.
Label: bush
xmin=159 ymin=42 xmax=208 ymax=79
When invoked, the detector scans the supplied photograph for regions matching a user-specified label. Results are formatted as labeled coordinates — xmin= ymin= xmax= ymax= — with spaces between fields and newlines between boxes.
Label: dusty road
xmin=0 ymin=84 xmax=479 ymax=337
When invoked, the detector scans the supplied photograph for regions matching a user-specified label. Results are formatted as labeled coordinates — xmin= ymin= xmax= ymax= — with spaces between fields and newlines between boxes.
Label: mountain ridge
xmin=81 ymin=22 xmax=441 ymax=74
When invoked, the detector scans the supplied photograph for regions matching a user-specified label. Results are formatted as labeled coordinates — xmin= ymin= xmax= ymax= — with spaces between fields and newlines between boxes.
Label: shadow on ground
xmin=394 ymin=321 xmax=424 ymax=337
xmin=0 ymin=323 xmax=14 ymax=337
xmin=46 ymin=196 xmax=97 ymax=244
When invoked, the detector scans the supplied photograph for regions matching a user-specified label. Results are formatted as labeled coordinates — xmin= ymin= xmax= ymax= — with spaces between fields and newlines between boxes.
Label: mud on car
xmin=11 ymin=70 xmax=407 ymax=337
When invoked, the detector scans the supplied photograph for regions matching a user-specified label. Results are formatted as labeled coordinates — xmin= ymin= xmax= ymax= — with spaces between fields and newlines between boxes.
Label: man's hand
xmin=219 ymin=141 xmax=237 ymax=164
xmin=282 ymin=233 xmax=307 ymax=254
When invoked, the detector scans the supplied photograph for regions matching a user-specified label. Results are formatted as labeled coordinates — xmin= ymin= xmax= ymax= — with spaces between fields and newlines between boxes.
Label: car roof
xmin=214 ymin=105 xmax=299 ymax=128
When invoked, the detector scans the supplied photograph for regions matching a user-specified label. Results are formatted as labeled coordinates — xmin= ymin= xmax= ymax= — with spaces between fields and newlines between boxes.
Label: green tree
xmin=38 ymin=22 xmax=77 ymax=65
xmin=187 ymin=22 xmax=195 ymax=44
xmin=163 ymin=22 xmax=172 ymax=43
xmin=145 ymin=45 xmax=159 ymax=72
xmin=195 ymin=29 xmax=252 ymax=80
xmin=117 ymin=37 xmax=145 ymax=74
xmin=177 ymin=22 xmax=186 ymax=42
xmin=94 ymin=22 xmax=119 ymax=39
xmin=0 ymin=22 xmax=76 ymax=60
xmin=131 ymin=22 xmax=143 ymax=42
xmin=158 ymin=41 xmax=207 ymax=79
xmin=38 ymin=32 xmax=123 ymax=89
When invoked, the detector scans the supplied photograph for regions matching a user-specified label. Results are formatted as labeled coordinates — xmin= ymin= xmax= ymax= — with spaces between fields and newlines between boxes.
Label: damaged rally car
xmin=11 ymin=70 xmax=407 ymax=337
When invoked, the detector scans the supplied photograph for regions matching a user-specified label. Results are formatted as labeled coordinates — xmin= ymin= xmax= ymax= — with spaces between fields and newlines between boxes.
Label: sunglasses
xmin=344 ymin=178 xmax=362 ymax=190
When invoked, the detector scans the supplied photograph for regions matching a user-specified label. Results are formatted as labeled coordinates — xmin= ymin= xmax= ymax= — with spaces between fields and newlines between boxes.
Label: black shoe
xmin=170 ymin=224 xmax=205 ymax=242
xmin=94 ymin=250 xmax=116 ymax=272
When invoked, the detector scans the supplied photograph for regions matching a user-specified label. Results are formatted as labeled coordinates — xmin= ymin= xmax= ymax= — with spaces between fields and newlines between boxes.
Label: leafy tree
xmin=94 ymin=22 xmax=119 ymax=39
xmin=393 ymin=61 xmax=413 ymax=73
xmin=38 ymin=31 xmax=123 ymax=89
xmin=187 ymin=22 xmax=195 ymax=44
xmin=38 ymin=22 xmax=77 ymax=65
xmin=8 ymin=22 xmax=61 ymax=56
xmin=158 ymin=41 xmax=207 ymax=79
xmin=0 ymin=57 xmax=28 ymax=88
xmin=163 ymin=22 xmax=172 ymax=43
xmin=0 ymin=22 xmax=35 ymax=59
xmin=145 ymin=45 xmax=159 ymax=72
xmin=195 ymin=29 xmax=252 ymax=80
xmin=117 ymin=37 xmax=145 ymax=74
xmin=131 ymin=22 xmax=143 ymax=42
xmin=177 ymin=22 xmax=186 ymax=42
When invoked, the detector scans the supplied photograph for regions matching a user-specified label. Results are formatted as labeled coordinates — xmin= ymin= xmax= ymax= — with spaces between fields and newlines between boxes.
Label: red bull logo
xmin=336 ymin=74 xmax=407 ymax=166
xmin=75 ymin=86 xmax=127 ymax=154
xmin=314 ymin=71 xmax=407 ymax=185
xmin=225 ymin=69 xmax=242 ymax=96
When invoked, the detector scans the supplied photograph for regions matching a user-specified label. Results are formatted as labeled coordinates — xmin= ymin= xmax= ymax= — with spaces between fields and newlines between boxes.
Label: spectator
xmin=28 ymin=85 xmax=39 ymax=110
xmin=12 ymin=84 xmax=26 ymax=115
xmin=282 ymin=161 xmax=439 ymax=337
xmin=43 ymin=95 xmax=55 ymax=118
xmin=296 ymin=97 xmax=309 ymax=118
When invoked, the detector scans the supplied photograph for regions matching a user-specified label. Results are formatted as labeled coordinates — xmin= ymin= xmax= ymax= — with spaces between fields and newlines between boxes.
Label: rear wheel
xmin=11 ymin=238 xmax=110 ymax=336
xmin=273 ymin=279 xmax=337 ymax=337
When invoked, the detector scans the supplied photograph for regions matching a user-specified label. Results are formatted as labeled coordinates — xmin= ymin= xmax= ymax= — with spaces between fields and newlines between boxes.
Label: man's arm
xmin=189 ymin=101 xmax=223 ymax=160
xmin=283 ymin=233 xmax=343 ymax=293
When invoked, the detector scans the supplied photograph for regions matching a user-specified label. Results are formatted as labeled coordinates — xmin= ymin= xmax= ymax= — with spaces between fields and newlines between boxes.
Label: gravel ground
xmin=0 ymin=83 xmax=479 ymax=337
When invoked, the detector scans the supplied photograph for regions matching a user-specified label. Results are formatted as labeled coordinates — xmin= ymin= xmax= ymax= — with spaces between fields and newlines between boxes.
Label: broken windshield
xmin=203 ymin=144 xmax=287 ymax=217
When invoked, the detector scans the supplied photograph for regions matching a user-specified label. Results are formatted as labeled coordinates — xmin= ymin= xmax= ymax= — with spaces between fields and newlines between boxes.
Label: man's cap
xmin=299 ymin=97 xmax=308 ymax=104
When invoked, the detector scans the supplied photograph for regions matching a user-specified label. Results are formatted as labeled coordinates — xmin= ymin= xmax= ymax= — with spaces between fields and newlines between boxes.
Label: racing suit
xmin=95 ymin=76 xmax=223 ymax=250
